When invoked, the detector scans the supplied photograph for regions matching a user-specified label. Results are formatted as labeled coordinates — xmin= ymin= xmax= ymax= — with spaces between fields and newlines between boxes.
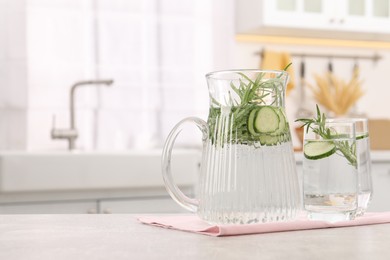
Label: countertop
xmin=1 ymin=215 xmax=390 ymax=260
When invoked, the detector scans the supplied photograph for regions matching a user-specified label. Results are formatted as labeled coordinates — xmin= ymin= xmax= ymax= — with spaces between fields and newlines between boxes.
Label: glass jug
xmin=162 ymin=70 xmax=300 ymax=224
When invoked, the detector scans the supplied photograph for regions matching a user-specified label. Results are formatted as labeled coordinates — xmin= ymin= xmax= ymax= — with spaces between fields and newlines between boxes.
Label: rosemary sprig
xmin=212 ymin=65 xmax=290 ymax=109
xmin=295 ymin=105 xmax=357 ymax=168
xmin=208 ymin=69 xmax=289 ymax=145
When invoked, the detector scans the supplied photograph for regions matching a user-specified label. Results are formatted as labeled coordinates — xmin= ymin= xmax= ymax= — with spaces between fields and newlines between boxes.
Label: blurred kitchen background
xmin=0 ymin=0 xmax=389 ymax=214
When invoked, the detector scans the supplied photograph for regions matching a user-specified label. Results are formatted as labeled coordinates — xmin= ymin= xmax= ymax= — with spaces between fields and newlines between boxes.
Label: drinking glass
xmin=303 ymin=120 xmax=358 ymax=222
xmin=327 ymin=118 xmax=373 ymax=217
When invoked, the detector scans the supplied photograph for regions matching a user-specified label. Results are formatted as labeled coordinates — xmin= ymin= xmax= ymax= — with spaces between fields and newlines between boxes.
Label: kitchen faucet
xmin=51 ymin=79 xmax=114 ymax=150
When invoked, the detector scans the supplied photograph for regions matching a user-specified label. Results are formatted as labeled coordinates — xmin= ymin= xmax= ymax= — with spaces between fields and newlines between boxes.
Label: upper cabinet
xmin=236 ymin=0 xmax=390 ymax=40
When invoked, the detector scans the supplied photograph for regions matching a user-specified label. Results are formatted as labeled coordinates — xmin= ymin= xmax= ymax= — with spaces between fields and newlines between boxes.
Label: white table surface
xmin=1 ymin=215 xmax=390 ymax=260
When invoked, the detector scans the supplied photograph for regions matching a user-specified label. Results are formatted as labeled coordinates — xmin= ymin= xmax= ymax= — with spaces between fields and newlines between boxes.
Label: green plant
xmin=295 ymin=105 xmax=357 ymax=167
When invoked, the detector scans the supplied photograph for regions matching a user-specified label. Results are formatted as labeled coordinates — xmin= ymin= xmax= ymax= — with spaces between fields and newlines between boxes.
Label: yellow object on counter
xmin=261 ymin=50 xmax=295 ymax=94
xmin=308 ymin=69 xmax=364 ymax=116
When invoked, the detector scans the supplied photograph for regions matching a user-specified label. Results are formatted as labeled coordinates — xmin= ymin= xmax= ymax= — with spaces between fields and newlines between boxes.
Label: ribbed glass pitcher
xmin=162 ymin=70 xmax=300 ymax=224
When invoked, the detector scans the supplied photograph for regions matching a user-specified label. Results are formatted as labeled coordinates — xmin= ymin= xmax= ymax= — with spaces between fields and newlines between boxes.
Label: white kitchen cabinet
xmin=99 ymin=197 xmax=187 ymax=214
xmin=0 ymin=150 xmax=200 ymax=192
xmin=0 ymin=196 xmax=187 ymax=215
xmin=341 ymin=0 xmax=390 ymax=33
xmin=0 ymin=196 xmax=189 ymax=215
xmin=236 ymin=0 xmax=390 ymax=38
xmin=0 ymin=187 xmax=195 ymax=214
xmin=0 ymin=149 xmax=200 ymax=214
xmin=261 ymin=0 xmax=334 ymax=31
xmin=98 ymin=187 xmax=194 ymax=214
xmin=0 ymin=201 xmax=98 ymax=214
xmin=368 ymin=162 xmax=390 ymax=211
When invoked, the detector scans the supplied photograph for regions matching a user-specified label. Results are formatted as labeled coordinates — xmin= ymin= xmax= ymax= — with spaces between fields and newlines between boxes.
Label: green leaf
xmin=283 ymin=62 xmax=292 ymax=71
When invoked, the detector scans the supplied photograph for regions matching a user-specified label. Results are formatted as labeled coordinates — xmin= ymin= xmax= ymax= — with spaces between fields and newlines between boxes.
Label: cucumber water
xmin=208 ymin=105 xmax=291 ymax=146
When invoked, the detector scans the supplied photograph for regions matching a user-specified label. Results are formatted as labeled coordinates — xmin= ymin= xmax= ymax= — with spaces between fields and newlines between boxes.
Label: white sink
xmin=0 ymin=149 xmax=200 ymax=192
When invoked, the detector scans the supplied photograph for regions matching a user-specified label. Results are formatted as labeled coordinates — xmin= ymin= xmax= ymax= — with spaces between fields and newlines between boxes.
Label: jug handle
xmin=162 ymin=117 xmax=208 ymax=213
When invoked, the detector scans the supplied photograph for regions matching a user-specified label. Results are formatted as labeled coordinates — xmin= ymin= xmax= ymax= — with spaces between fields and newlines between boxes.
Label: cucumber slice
xmin=304 ymin=141 xmax=336 ymax=160
xmin=259 ymin=133 xmax=293 ymax=146
xmin=271 ymin=108 xmax=287 ymax=136
xmin=259 ymin=134 xmax=279 ymax=146
xmin=248 ymin=108 xmax=261 ymax=136
xmin=253 ymin=106 xmax=280 ymax=134
xmin=248 ymin=106 xmax=291 ymax=146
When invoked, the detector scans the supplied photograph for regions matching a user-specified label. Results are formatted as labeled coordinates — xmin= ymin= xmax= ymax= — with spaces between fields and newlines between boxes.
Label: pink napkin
xmin=138 ymin=212 xmax=390 ymax=237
